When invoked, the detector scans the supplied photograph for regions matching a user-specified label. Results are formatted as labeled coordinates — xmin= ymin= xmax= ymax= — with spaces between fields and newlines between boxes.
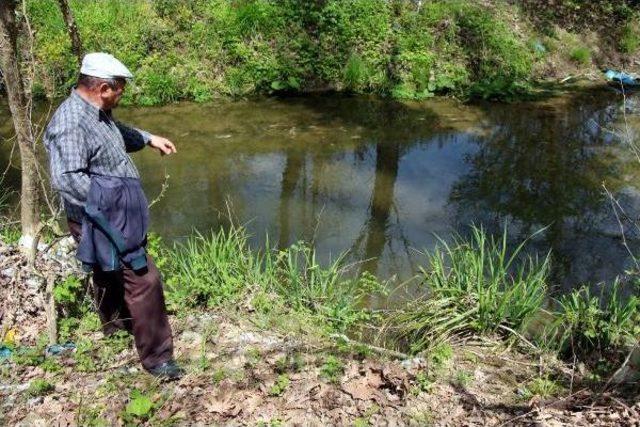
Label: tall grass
xmin=391 ymin=226 xmax=549 ymax=353
xmin=165 ymin=227 xmax=261 ymax=308
xmin=163 ymin=225 xmax=381 ymax=332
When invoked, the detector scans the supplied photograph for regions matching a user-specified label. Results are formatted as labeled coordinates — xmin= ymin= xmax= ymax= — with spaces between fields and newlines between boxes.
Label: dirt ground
xmin=1 ymin=240 xmax=639 ymax=426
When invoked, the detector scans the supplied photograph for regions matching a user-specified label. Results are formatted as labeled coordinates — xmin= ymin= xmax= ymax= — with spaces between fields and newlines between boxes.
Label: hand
xmin=148 ymin=135 xmax=177 ymax=156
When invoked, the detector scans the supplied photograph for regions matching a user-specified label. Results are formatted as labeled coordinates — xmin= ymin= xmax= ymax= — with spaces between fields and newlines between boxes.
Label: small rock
xmin=400 ymin=357 xmax=425 ymax=371
xmin=27 ymin=396 xmax=44 ymax=406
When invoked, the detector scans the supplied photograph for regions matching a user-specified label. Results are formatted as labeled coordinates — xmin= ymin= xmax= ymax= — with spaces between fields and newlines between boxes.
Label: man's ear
xmin=98 ymin=82 xmax=111 ymax=96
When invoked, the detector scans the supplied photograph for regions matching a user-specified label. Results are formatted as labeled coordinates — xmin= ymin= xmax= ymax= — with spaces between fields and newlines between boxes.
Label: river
xmin=2 ymin=87 xmax=640 ymax=293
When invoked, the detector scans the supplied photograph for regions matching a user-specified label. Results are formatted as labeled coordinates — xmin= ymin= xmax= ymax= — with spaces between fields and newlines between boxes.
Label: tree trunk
xmin=57 ymin=0 xmax=83 ymax=65
xmin=0 ymin=0 xmax=40 ymax=252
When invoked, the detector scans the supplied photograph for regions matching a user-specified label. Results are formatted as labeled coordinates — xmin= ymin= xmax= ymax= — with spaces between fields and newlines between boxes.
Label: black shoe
xmin=147 ymin=360 xmax=184 ymax=380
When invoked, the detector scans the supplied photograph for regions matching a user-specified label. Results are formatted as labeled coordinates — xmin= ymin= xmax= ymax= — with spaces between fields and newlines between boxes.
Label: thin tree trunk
xmin=0 ymin=0 xmax=40 ymax=254
xmin=57 ymin=0 xmax=83 ymax=65
xmin=45 ymin=273 xmax=57 ymax=345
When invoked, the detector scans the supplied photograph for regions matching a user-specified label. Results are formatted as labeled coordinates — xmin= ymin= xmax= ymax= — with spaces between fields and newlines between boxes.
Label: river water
xmin=2 ymin=87 xmax=640 ymax=293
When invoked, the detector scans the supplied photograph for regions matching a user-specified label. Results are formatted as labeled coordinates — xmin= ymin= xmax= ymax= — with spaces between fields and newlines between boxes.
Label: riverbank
xmin=0 ymin=226 xmax=638 ymax=425
xmin=25 ymin=0 xmax=640 ymax=104
xmin=3 ymin=310 xmax=639 ymax=426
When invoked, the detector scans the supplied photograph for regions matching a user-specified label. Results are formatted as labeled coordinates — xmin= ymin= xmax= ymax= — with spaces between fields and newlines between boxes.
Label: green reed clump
xmin=165 ymin=227 xmax=260 ymax=308
xmin=164 ymin=225 xmax=380 ymax=332
xmin=264 ymin=242 xmax=382 ymax=331
xmin=545 ymin=282 xmax=639 ymax=360
xmin=392 ymin=226 xmax=548 ymax=353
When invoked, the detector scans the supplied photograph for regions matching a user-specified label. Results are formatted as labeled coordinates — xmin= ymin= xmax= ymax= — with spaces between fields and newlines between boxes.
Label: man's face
xmin=99 ymin=78 xmax=126 ymax=109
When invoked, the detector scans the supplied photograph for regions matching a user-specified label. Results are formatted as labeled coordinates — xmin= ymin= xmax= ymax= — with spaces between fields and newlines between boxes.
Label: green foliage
xmin=165 ymin=225 xmax=382 ymax=333
xmin=165 ymin=227 xmax=259 ymax=308
xmin=268 ymin=374 xmax=290 ymax=396
xmin=452 ymin=370 xmax=473 ymax=388
xmin=11 ymin=346 xmax=45 ymax=367
xmin=274 ymin=353 xmax=304 ymax=374
xmin=620 ymin=18 xmax=640 ymax=53
xmin=427 ymin=342 xmax=453 ymax=369
xmin=0 ymin=224 xmax=20 ymax=245
xmin=146 ymin=232 xmax=168 ymax=271
xmin=570 ymin=46 xmax=591 ymax=64
xmin=412 ymin=370 xmax=435 ymax=394
xmin=27 ymin=379 xmax=55 ymax=397
xmin=518 ymin=376 xmax=562 ymax=400
xmin=212 ymin=368 xmax=228 ymax=385
xmin=548 ymin=282 xmax=639 ymax=360
xmin=124 ymin=389 xmax=154 ymax=420
xmin=53 ymin=275 xmax=85 ymax=317
xmin=393 ymin=226 xmax=548 ymax=353
xmin=265 ymin=244 xmax=383 ymax=332
xmin=319 ymin=355 xmax=343 ymax=383
xmin=27 ymin=0 xmax=536 ymax=101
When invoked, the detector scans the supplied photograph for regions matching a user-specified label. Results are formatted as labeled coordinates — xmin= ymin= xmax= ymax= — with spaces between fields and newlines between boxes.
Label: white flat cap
xmin=80 ymin=52 xmax=133 ymax=79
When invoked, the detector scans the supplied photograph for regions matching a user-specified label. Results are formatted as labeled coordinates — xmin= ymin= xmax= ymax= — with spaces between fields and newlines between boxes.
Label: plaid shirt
xmin=43 ymin=89 xmax=151 ymax=221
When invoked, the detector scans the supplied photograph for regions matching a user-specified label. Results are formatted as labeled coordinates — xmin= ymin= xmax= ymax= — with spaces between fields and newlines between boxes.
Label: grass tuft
xmin=164 ymin=224 xmax=382 ymax=333
xmin=391 ymin=226 xmax=548 ymax=353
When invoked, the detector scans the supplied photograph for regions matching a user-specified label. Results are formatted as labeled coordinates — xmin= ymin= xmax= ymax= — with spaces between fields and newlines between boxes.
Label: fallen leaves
xmin=340 ymin=361 xmax=411 ymax=406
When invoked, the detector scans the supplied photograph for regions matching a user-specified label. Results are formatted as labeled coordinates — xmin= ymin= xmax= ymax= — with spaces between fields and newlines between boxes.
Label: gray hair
xmin=77 ymin=73 xmax=123 ymax=90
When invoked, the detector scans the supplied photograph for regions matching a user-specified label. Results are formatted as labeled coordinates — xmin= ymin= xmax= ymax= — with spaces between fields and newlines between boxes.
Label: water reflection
xmin=1 ymin=89 xmax=638 ymax=291
xmin=451 ymin=90 xmax=633 ymax=290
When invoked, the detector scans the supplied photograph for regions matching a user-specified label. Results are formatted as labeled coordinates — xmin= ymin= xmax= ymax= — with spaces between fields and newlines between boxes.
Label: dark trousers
xmin=68 ymin=220 xmax=174 ymax=369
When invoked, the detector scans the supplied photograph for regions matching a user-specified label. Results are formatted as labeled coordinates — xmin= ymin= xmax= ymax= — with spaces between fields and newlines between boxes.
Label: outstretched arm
xmin=115 ymin=121 xmax=152 ymax=152
xmin=116 ymin=121 xmax=177 ymax=156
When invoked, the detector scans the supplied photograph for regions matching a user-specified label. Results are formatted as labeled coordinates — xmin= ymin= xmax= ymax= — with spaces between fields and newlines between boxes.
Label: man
xmin=43 ymin=52 xmax=183 ymax=380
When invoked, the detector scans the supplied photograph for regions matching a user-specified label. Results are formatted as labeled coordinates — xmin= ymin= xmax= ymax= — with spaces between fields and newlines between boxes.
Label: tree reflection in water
xmin=450 ymin=90 xmax=632 ymax=291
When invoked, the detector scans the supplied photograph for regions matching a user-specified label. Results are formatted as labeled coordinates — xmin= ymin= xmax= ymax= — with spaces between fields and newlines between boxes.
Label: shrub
xmin=317 ymin=0 xmax=392 ymax=91
xmin=570 ymin=46 xmax=591 ymax=64
xmin=26 ymin=0 xmax=534 ymax=101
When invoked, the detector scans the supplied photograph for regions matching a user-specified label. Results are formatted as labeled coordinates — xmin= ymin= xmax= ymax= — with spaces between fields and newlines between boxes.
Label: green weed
xmin=518 ymin=376 xmax=562 ymax=400
xmin=549 ymin=282 xmax=638 ymax=360
xmin=27 ymin=0 xmax=536 ymax=102
xmin=620 ymin=18 xmax=640 ymax=53
xmin=212 ymin=368 xmax=228 ymax=385
xmin=123 ymin=389 xmax=156 ymax=423
xmin=319 ymin=355 xmax=343 ymax=383
xmin=268 ymin=374 xmax=290 ymax=396
xmin=412 ymin=370 xmax=435 ymax=394
xmin=53 ymin=275 xmax=85 ymax=317
xmin=165 ymin=225 xmax=381 ymax=333
xmin=27 ymin=378 xmax=54 ymax=397
xmin=452 ymin=370 xmax=473 ymax=388
xmin=274 ymin=353 xmax=304 ymax=374
xmin=0 ymin=224 xmax=20 ymax=245
xmin=570 ymin=46 xmax=591 ymax=64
